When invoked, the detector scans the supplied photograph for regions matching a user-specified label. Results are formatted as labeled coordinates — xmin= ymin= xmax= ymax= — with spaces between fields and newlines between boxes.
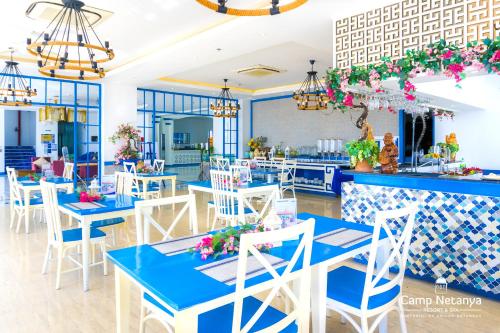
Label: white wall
xmin=101 ymin=80 xmax=138 ymax=168
xmin=251 ymin=96 xmax=399 ymax=150
xmin=0 ymin=109 xmax=4 ymax=173
xmin=420 ymin=75 xmax=500 ymax=170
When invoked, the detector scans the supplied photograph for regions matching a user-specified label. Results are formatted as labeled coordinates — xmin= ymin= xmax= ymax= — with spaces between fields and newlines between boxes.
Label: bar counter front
xmin=341 ymin=171 xmax=499 ymax=300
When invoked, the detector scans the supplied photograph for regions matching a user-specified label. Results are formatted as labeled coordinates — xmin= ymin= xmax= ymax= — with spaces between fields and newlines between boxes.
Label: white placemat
xmin=64 ymin=201 xmax=106 ymax=210
xmin=21 ymin=180 xmax=37 ymax=184
xmin=315 ymin=228 xmax=372 ymax=248
xmin=152 ymin=234 xmax=209 ymax=256
xmin=196 ymin=253 xmax=288 ymax=285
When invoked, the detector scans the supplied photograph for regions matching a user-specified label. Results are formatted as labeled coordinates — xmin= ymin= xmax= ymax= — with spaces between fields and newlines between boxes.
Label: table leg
xmin=115 ymin=267 xmax=131 ymax=333
xmin=376 ymin=244 xmax=390 ymax=333
xmin=143 ymin=179 xmax=149 ymax=199
xmin=237 ymin=193 xmax=245 ymax=226
xmin=173 ymin=308 xmax=198 ymax=332
xmin=311 ymin=264 xmax=327 ymax=333
xmin=24 ymin=189 xmax=31 ymax=234
xmin=171 ymin=177 xmax=176 ymax=198
xmin=82 ymin=217 xmax=91 ymax=291
xmin=267 ymin=174 xmax=273 ymax=184
xmin=188 ymin=188 xmax=195 ymax=231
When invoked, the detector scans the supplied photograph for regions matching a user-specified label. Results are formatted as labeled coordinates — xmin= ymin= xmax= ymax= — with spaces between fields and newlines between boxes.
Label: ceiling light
xmin=26 ymin=0 xmax=114 ymax=80
xmin=210 ymin=79 xmax=239 ymax=118
xmin=196 ymin=0 xmax=308 ymax=16
xmin=0 ymin=48 xmax=37 ymax=107
xmin=293 ymin=59 xmax=329 ymax=111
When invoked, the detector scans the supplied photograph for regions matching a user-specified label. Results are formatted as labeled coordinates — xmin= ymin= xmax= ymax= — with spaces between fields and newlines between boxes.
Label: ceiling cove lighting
xmin=292 ymin=59 xmax=329 ymax=111
xmin=26 ymin=0 xmax=114 ymax=80
xmin=196 ymin=0 xmax=308 ymax=16
xmin=0 ymin=48 xmax=37 ymax=106
xmin=211 ymin=79 xmax=240 ymax=118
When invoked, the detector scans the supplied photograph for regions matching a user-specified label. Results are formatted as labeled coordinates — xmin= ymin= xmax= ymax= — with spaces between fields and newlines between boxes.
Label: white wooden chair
xmin=139 ymin=217 xmax=316 ymax=333
xmin=210 ymin=156 xmax=230 ymax=170
xmin=278 ymin=160 xmax=297 ymax=198
xmin=123 ymin=161 xmax=141 ymax=194
xmin=325 ymin=204 xmax=418 ymax=333
xmin=208 ymin=169 xmax=257 ymax=230
xmin=134 ymin=194 xmax=198 ymax=245
xmin=40 ymin=181 xmax=108 ymax=290
xmin=62 ymin=162 xmax=74 ymax=180
xmin=6 ymin=167 xmax=44 ymax=233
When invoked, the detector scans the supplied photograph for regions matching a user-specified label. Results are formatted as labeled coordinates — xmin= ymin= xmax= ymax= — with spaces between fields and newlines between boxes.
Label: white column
xmin=239 ymin=98 xmax=251 ymax=158
xmin=100 ymin=80 xmax=138 ymax=171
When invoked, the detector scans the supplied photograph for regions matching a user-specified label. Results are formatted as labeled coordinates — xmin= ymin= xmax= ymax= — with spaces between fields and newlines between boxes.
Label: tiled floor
xmin=0 ymin=173 xmax=498 ymax=332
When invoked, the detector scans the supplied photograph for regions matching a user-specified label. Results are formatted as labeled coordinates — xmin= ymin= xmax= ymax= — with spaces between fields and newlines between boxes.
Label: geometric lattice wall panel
xmin=335 ymin=0 xmax=500 ymax=68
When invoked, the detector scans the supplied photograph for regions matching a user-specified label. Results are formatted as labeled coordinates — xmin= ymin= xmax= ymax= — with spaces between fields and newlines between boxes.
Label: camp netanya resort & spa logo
xmin=401 ymin=276 xmax=483 ymax=319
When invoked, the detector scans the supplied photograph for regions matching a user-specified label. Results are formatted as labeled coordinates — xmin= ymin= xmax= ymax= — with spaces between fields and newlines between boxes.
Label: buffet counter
xmin=342 ymin=171 xmax=500 ymax=300
xmin=293 ymin=159 xmax=351 ymax=196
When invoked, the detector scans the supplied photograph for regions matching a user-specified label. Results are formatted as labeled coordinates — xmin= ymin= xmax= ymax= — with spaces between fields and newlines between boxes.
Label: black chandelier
xmin=26 ymin=0 xmax=114 ymax=80
xmin=292 ymin=59 xmax=329 ymax=111
xmin=0 ymin=49 xmax=37 ymax=106
xmin=211 ymin=79 xmax=240 ymax=118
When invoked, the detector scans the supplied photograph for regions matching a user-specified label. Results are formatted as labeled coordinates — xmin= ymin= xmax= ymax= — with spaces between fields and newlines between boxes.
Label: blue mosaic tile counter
xmin=342 ymin=172 xmax=499 ymax=300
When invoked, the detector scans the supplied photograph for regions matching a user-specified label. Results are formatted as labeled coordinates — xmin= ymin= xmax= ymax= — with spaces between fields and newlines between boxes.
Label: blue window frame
xmin=0 ymin=73 xmax=101 ymax=186
xmin=137 ymin=88 xmax=239 ymax=161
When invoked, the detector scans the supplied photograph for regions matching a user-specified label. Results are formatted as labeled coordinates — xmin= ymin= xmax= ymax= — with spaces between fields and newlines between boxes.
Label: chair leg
xmin=16 ymin=213 xmax=23 ymax=234
xmin=56 ymin=247 xmax=63 ymax=290
xmin=92 ymin=244 xmax=96 ymax=264
xmin=68 ymin=216 xmax=73 ymax=227
xmin=398 ymin=298 xmax=408 ymax=333
xmin=9 ymin=209 xmax=16 ymax=229
xmin=139 ymin=300 xmax=147 ymax=333
xmin=42 ymin=245 xmax=52 ymax=274
xmin=206 ymin=206 xmax=211 ymax=229
xmin=360 ymin=317 xmax=369 ymax=333
xmin=111 ymin=227 xmax=117 ymax=247
xmin=101 ymin=241 xmax=108 ymax=276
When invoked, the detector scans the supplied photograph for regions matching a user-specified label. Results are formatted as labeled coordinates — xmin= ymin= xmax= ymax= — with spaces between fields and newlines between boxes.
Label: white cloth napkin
xmin=196 ymin=253 xmax=288 ymax=285
xmin=152 ymin=234 xmax=209 ymax=256
xmin=315 ymin=228 xmax=372 ymax=248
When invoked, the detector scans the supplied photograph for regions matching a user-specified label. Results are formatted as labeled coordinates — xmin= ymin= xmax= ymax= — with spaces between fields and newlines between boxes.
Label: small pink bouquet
xmin=191 ymin=223 xmax=273 ymax=260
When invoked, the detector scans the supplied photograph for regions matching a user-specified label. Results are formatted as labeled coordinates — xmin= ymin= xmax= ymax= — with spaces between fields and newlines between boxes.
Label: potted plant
xmin=110 ymin=123 xmax=141 ymax=164
xmin=345 ymin=139 xmax=379 ymax=172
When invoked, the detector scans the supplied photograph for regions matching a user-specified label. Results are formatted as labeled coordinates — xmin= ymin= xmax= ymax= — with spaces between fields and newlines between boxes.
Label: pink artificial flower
xmin=469 ymin=61 xmax=485 ymax=71
xmin=326 ymin=87 xmax=334 ymax=100
xmin=403 ymin=80 xmax=416 ymax=93
xmin=490 ymin=50 xmax=500 ymax=63
xmin=370 ymin=79 xmax=382 ymax=90
xmin=358 ymin=80 xmax=366 ymax=87
xmin=343 ymin=93 xmax=354 ymax=107
xmin=426 ymin=69 xmax=435 ymax=76
xmin=446 ymin=63 xmax=465 ymax=82
xmin=441 ymin=50 xmax=453 ymax=60
xmin=404 ymin=93 xmax=416 ymax=101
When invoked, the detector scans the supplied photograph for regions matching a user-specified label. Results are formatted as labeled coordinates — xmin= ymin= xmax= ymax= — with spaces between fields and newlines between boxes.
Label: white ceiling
xmin=1 ymin=0 xmax=492 ymax=114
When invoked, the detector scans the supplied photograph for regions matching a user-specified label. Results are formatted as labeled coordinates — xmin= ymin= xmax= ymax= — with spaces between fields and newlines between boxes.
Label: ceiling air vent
xmin=236 ymin=65 xmax=284 ymax=77
xmin=25 ymin=1 xmax=113 ymax=26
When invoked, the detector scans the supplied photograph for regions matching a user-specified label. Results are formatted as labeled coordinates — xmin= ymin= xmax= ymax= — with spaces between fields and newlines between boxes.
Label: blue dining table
xmin=57 ymin=193 xmax=142 ymax=291
xmin=134 ymin=171 xmax=177 ymax=198
xmin=107 ymin=213 xmax=390 ymax=333
xmin=16 ymin=176 xmax=74 ymax=234
xmin=187 ymin=180 xmax=280 ymax=224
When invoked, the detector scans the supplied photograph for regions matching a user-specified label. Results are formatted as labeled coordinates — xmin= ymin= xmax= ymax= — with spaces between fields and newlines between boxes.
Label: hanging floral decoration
xmin=326 ymin=38 xmax=500 ymax=110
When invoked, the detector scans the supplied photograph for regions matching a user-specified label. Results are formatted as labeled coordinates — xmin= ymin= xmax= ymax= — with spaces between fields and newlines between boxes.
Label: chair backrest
xmin=153 ymin=159 xmax=165 ymax=173
xmin=279 ymin=159 xmax=297 ymax=185
xmin=210 ymin=169 xmax=236 ymax=223
xmin=63 ymin=162 xmax=74 ymax=180
xmin=40 ymin=181 xmax=63 ymax=244
xmin=122 ymin=162 xmax=140 ymax=193
xmin=135 ymin=194 xmax=198 ymax=244
xmin=210 ymin=156 xmax=230 ymax=170
xmin=232 ymin=218 xmax=316 ymax=333
xmin=115 ymin=172 xmax=132 ymax=195
xmin=253 ymin=157 xmax=269 ymax=170
xmin=6 ymin=167 xmax=23 ymax=206
xmin=361 ymin=204 xmax=418 ymax=311
xmin=231 ymin=164 xmax=252 ymax=183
